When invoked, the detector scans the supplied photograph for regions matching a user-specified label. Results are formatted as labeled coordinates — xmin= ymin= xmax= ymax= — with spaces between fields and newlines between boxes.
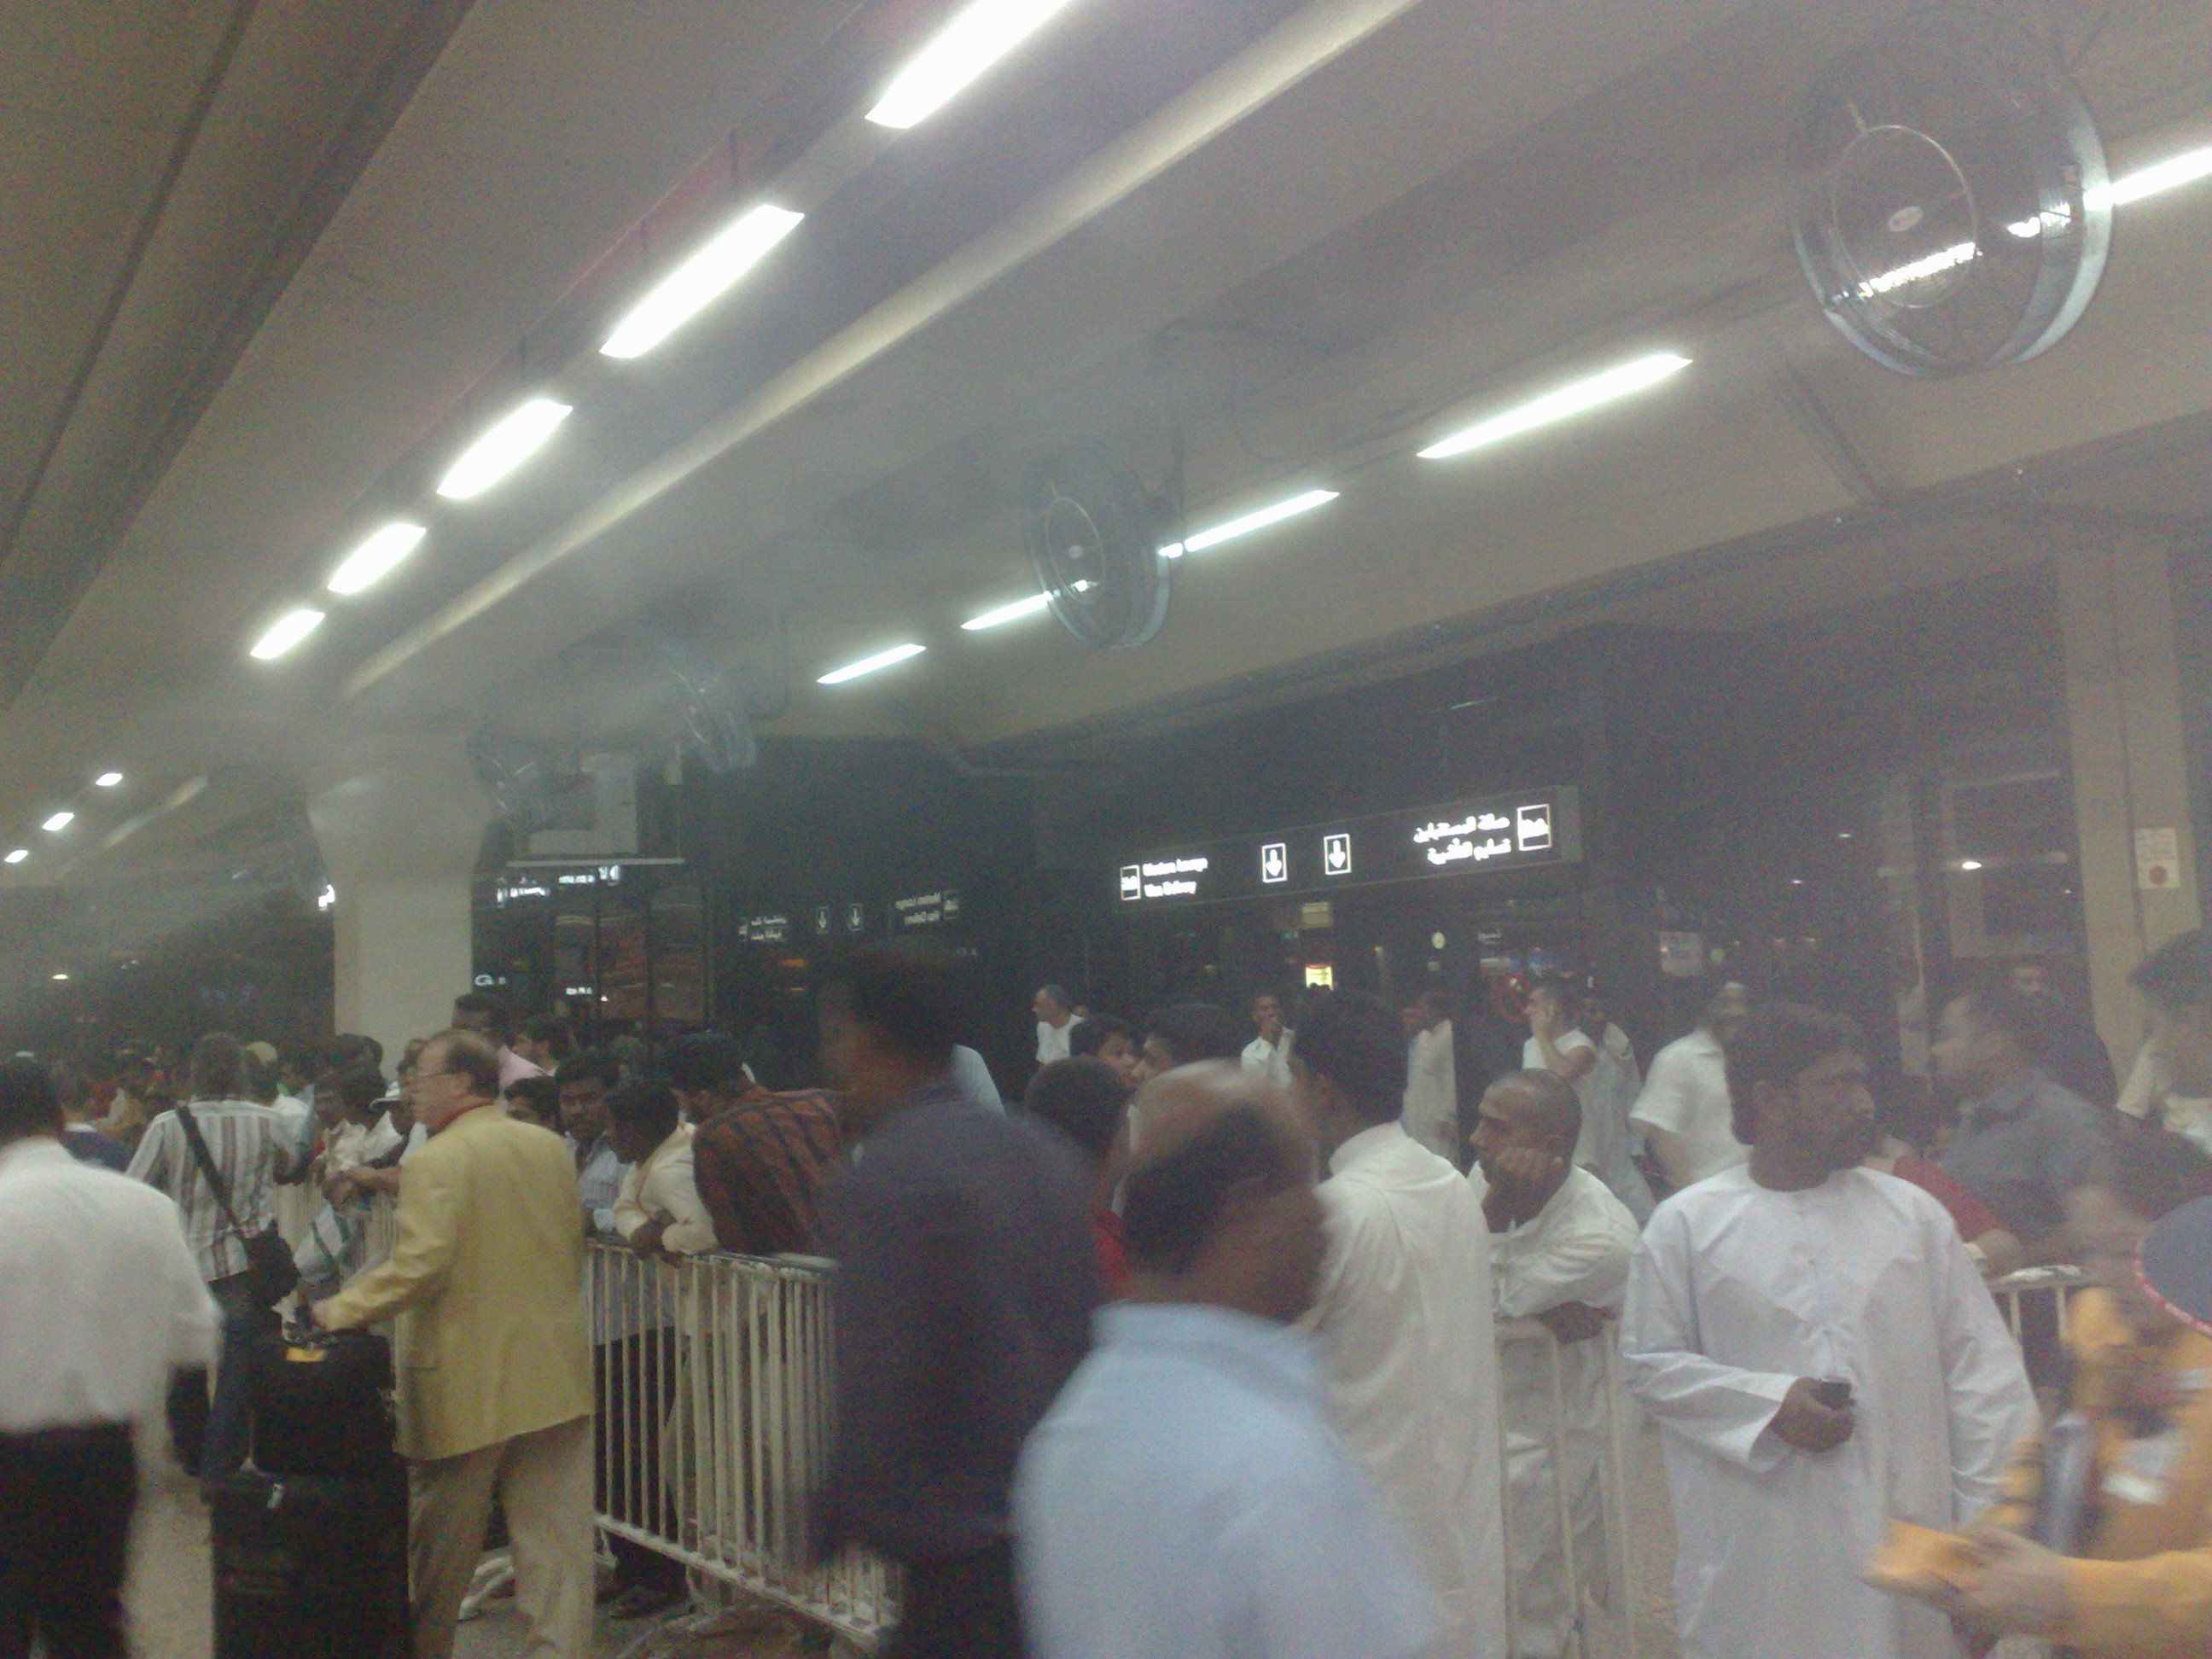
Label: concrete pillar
xmin=307 ymin=733 xmax=492 ymax=1063
xmin=2057 ymin=534 xmax=2203 ymax=1071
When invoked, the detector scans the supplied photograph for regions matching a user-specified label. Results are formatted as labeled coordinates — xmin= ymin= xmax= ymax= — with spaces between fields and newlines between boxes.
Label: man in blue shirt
xmin=1016 ymin=1062 xmax=1443 ymax=1659
xmin=818 ymin=949 xmax=1098 ymax=1659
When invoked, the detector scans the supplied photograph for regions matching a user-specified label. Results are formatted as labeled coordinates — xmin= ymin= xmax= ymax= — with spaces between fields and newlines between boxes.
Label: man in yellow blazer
xmin=316 ymin=1027 xmax=596 ymax=1659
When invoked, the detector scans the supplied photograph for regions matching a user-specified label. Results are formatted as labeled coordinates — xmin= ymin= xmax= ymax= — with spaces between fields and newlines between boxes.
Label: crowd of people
xmin=4 ymin=934 xmax=2212 ymax=1658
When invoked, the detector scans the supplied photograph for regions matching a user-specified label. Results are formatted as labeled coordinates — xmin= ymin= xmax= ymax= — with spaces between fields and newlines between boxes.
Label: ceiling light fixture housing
xmin=435 ymin=398 xmax=573 ymax=500
xmin=818 ymin=643 xmax=926 ymax=684
xmin=3 ymin=850 xmax=26 ymax=864
xmin=42 ymin=812 xmax=73 ymax=833
xmin=866 ymin=0 xmax=1083 ymax=129
xmin=94 ymin=771 xmax=123 ymax=788
xmin=602 ymin=205 xmax=805 ymax=359
xmin=1417 ymin=354 xmax=1691 ymax=462
xmin=249 ymin=608 xmax=326 ymax=661
xmin=327 ymin=521 xmax=428 ymax=596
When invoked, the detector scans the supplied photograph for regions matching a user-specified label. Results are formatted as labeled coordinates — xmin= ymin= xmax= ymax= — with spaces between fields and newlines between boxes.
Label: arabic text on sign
xmin=1423 ymin=835 xmax=1515 ymax=867
xmin=1411 ymin=812 xmax=1511 ymax=845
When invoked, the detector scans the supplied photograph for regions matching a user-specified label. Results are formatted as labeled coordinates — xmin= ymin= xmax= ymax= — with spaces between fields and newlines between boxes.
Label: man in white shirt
xmin=1295 ymin=990 xmax=1506 ymax=1659
xmin=1470 ymin=1069 xmax=1639 ymax=1656
xmin=1628 ymin=980 xmax=1750 ymax=1193
xmin=1620 ymin=1002 xmax=2036 ymax=1659
xmin=608 ymin=1079 xmax=718 ymax=1261
xmin=1 ymin=1057 xmax=218 ymax=1656
xmin=1240 ymin=990 xmax=1295 ymax=1090
xmin=1034 ymin=985 xmax=1076 ymax=1065
xmin=1402 ymin=987 xmax=1460 ymax=1164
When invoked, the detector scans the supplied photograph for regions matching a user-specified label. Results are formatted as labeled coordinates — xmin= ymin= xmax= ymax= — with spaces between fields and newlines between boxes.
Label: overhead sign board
xmin=1116 ymin=786 xmax=1580 ymax=909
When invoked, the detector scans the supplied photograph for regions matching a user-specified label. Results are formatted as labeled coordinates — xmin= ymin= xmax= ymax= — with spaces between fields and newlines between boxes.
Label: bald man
xmin=1016 ymin=1064 xmax=1440 ymax=1659
xmin=1471 ymin=1071 xmax=1640 ymax=1656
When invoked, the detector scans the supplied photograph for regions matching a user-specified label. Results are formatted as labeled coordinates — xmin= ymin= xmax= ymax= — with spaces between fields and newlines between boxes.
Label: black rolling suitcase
xmin=211 ymin=1329 xmax=410 ymax=1657
xmin=250 ymin=1328 xmax=397 ymax=1479
xmin=210 ymin=1467 xmax=410 ymax=1658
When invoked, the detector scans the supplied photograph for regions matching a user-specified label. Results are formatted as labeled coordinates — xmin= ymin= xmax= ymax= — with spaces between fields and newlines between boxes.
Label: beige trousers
xmin=409 ymin=1413 xmax=595 ymax=1659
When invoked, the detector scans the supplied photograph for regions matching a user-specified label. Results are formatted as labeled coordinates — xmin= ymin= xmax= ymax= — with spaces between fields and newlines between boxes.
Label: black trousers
xmin=593 ymin=1332 xmax=684 ymax=1593
xmin=887 ymin=1541 xmax=1025 ymax=1659
xmin=0 ymin=1423 xmax=137 ymax=1659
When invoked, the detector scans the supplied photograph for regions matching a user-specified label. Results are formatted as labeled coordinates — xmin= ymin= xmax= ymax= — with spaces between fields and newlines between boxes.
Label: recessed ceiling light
xmin=94 ymin=771 xmax=123 ymax=788
xmin=1160 ymin=488 xmax=1340 ymax=559
xmin=249 ymin=608 xmax=325 ymax=661
xmin=865 ymin=0 xmax=1084 ymax=129
xmin=326 ymin=521 xmax=428 ymax=596
xmin=42 ymin=812 xmax=73 ymax=833
xmin=602 ymin=204 xmax=806 ymax=359
xmin=1959 ymin=859 xmax=1984 ymax=871
xmin=50 ymin=973 xmax=67 ymax=982
xmin=961 ymin=593 xmax=1052 ymax=631
xmin=3 ymin=849 xmax=26 ymax=864
xmin=434 ymin=398 xmax=572 ymax=500
xmin=1417 ymin=352 xmax=1691 ymax=462
xmin=818 ymin=643 xmax=926 ymax=684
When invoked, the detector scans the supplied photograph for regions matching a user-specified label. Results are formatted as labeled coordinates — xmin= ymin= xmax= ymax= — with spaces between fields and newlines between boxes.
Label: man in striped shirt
xmin=126 ymin=1033 xmax=301 ymax=1484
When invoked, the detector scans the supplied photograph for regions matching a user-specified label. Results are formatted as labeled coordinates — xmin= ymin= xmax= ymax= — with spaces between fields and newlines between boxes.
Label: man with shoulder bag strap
xmin=126 ymin=1033 xmax=300 ymax=1487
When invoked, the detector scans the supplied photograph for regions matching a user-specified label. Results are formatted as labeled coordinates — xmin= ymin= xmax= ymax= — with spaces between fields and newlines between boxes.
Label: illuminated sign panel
xmin=1116 ymin=786 xmax=1579 ymax=908
xmin=893 ymin=888 xmax=964 ymax=930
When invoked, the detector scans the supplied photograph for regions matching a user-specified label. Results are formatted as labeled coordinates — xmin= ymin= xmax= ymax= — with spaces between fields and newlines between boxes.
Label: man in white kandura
xmin=1402 ymin=988 xmax=1459 ymax=1164
xmin=1470 ymin=1069 xmax=1639 ymax=1657
xmin=1295 ymin=989 xmax=1506 ymax=1659
xmin=1628 ymin=980 xmax=1749 ymax=1193
xmin=1620 ymin=1002 xmax=2036 ymax=1659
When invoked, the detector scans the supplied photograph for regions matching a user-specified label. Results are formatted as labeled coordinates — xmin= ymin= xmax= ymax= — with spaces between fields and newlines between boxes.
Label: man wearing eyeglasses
xmin=315 ymin=1028 xmax=595 ymax=1659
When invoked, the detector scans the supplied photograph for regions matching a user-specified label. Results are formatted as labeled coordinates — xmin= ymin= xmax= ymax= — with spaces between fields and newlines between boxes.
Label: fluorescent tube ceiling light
xmin=1417 ymin=352 xmax=1692 ymax=462
xmin=94 ymin=772 xmax=123 ymax=788
xmin=865 ymin=0 xmax=1082 ymax=129
xmin=602 ymin=205 xmax=805 ymax=359
xmin=42 ymin=812 xmax=73 ymax=833
xmin=3 ymin=850 xmax=26 ymax=864
xmin=1161 ymin=488 xmax=1339 ymax=559
xmin=326 ymin=521 xmax=427 ymax=596
xmin=435 ymin=398 xmax=572 ymax=500
xmin=818 ymin=643 xmax=926 ymax=684
xmin=2094 ymin=143 xmax=2212 ymax=210
xmin=249 ymin=608 xmax=325 ymax=661
xmin=961 ymin=593 xmax=1052 ymax=631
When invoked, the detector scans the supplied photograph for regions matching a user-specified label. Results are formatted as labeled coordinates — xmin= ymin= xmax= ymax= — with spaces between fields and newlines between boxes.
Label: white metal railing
xmin=583 ymin=1243 xmax=897 ymax=1643
xmin=1988 ymin=1265 xmax=2088 ymax=1346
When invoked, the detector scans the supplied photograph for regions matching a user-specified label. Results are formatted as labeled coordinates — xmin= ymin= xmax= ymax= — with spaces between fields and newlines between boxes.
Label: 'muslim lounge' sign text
xmin=1117 ymin=787 xmax=1580 ymax=908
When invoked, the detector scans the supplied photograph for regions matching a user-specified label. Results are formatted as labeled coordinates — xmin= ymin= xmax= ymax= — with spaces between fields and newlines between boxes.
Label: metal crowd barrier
xmin=585 ymin=1243 xmax=897 ymax=1644
xmin=1988 ymin=1264 xmax=2088 ymax=1345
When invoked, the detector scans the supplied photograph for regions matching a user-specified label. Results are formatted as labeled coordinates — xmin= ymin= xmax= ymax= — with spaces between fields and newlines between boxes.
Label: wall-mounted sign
xmin=893 ymin=888 xmax=964 ymax=930
xmin=742 ymin=914 xmax=790 ymax=943
xmin=1116 ymin=786 xmax=1580 ymax=909
xmin=815 ymin=905 xmax=833 ymax=934
xmin=846 ymin=902 xmax=867 ymax=933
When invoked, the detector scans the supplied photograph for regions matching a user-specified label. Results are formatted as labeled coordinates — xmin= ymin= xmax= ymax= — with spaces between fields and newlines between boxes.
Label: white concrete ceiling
xmin=3 ymin=0 xmax=2211 ymax=926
